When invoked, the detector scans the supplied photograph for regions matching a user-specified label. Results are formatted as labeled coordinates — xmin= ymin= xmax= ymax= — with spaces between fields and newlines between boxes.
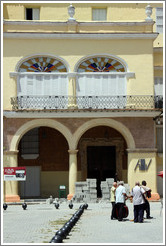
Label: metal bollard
xmin=3 ymin=203 xmax=8 ymax=210
xmin=50 ymin=235 xmax=63 ymax=243
xmin=84 ymin=203 xmax=88 ymax=209
xmin=69 ymin=203 xmax=73 ymax=209
xmin=55 ymin=203 xmax=59 ymax=209
xmin=22 ymin=203 xmax=27 ymax=210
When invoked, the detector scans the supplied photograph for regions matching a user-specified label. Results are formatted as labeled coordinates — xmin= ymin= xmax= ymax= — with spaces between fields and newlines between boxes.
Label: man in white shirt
xmin=115 ymin=181 xmax=128 ymax=221
xmin=131 ymin=181 xmax=146 ymax=223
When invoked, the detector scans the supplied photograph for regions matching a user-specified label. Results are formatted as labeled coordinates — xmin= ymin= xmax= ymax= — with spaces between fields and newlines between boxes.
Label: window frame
xmin=20 ymin=128 xmax=39 ymax=159
xmin=25 ymin=7 xmax=40 ymax=20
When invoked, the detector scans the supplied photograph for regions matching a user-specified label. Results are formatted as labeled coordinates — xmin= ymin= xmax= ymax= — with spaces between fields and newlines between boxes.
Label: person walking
xmin=130 ymin=181 xmax=146 ymax=223
xmin=141 ymin=180 xmax=153 ymax=219
xmin=115 ymin=181 xmax=128 ymax=221
xmin=110 ymin=182 xmax=117 ymax=220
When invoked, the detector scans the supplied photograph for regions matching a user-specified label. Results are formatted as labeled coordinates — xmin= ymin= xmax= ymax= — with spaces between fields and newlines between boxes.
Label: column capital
xmin=67 ymin=72 xmax=77 ymax=78
xmin=68 ymin=149 xmax=78 ymax=154
xmin=127 ymin=148 xmax=157 ymax=153
xmin=4 ymin=150 xmax=19 ymax=155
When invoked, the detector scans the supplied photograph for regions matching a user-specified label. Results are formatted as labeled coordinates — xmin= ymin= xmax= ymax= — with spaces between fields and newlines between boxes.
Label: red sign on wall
xmin=4 ymin=167 xmax=26 ymax=181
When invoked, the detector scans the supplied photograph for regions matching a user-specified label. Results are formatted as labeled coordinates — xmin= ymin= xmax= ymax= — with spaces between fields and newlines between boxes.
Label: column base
xmin=67 ymin=193 xmax=74 ymax=200
xmin=148 ymin=193 xmax=160 ymax=201
xmin=5 ymin=195 xmax=20 ymax=203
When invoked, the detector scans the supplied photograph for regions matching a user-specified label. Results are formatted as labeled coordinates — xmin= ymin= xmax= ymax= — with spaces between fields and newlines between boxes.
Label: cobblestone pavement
xmin=2 ymin=200 xmax=164 ymax=244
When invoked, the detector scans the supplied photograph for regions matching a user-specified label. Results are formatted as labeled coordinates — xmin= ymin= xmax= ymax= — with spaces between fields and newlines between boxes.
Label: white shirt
xmin=115 ymin=185 xmax=126 ymax=203
xmin=131 ymin=185 xmax=145 ymax=205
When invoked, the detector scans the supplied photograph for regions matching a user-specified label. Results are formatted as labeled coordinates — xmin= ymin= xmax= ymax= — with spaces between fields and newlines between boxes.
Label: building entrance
xmin=87 ymin=146 xmax=116 ymax=197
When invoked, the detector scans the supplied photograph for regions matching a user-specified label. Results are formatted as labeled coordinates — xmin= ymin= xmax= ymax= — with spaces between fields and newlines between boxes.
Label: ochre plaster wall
xmin=3 ymin=3 xmax=163 ymax=22
xmin=128 ymin=152 xmax=157 ymax=194
xmin=4 ymin=38 xmax=154 ymax=109
xmin=40 ymin=170 xmax=82 ymax=198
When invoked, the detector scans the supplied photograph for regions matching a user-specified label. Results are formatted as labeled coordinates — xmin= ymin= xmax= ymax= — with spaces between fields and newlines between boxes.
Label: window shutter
xmin=156 ymin=8 xmax=163 ymax=33
xmin=33 ymin=8 xmax=40 ymax=20
xmin=27 ymin=75 xmax=34 ymax=95
xmin=18 ymin=75 xmax=26 ymax=96
xmin=92 ymin=8 xmax=107 ymax=21
xmin=35 ymin=75 xmax=43 ymax=95
xmin=155 ymin=77 xmax=163 ymax=96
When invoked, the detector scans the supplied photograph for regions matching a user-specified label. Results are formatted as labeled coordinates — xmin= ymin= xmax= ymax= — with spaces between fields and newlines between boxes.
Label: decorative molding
xmin=68 ymin=149 xmax=78 ymax=154
xmin=3 ymin=110 xmax=162 ymax=119
xmin=154 ymin=66 xmax=163 ymax=71
xmin=10 ymin=71 xmax=134 ymax=77
xmin=4 ymin=150 xmax=19 ymax=155
xmin=4 ymin=33 xmax=159 ymax=40
xmin=127 ymin=148 xmax=158 ymax=153
xmin=10 ymin=72 xmax=69 ymax=77
xmin=78 ymin=21 xmax=155 ymax=26
xmin=153 ymin=47 xmax=163 ymax=53
xmin=4 ymin=20 xmax=154 ymax=27
xmin=76 ymin=72 xmax=135 ymax=78
xmin=4 ymin=20 xmax=68 ymax=26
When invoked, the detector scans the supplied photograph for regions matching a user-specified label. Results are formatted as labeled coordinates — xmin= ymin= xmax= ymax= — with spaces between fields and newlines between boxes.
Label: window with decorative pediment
xmin=17 ymin=56 xmax=68 ymax=109
xmin=76 ymin=56 xmax=127 ymax=108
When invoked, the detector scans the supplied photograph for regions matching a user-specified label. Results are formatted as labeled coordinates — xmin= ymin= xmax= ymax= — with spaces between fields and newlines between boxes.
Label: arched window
xmin=77 ymin=57 xmax=125 ymax=73
xmin=76 ymin=56 xmax=127 ymax=109
xmin=18 ymin=57 xmax=67 ymax=72
xmin=17 ymin=56 xmax=68 ymax=109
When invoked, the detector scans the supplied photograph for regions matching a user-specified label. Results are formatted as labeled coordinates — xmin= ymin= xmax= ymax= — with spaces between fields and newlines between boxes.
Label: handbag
xmin=114 ymin=204 xmax=129 ymax=219
xmin=146 ymin=190 xmax=151 ymax=198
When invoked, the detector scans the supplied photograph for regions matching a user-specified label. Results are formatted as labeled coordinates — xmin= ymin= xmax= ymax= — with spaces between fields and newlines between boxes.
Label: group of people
xmin=110 ymin=180 xmax=152 ymax=222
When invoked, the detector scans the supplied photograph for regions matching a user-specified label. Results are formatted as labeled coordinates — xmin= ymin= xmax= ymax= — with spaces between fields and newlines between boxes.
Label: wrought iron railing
xmin=11 ymin=95 xmax=163 ymax=111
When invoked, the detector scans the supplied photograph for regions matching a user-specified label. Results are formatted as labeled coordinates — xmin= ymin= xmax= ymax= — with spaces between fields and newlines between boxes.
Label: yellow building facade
xmin=3 ymin=2 xmax=163 ymax=202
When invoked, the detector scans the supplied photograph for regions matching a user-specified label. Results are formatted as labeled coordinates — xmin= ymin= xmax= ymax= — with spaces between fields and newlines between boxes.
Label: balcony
xmin=11 ymin=95 xmax=163 ymax=111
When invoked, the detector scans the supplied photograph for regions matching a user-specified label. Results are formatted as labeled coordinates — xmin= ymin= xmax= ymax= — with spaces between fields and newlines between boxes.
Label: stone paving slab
xmin=2 ymin=201 xmax=164 ymax=244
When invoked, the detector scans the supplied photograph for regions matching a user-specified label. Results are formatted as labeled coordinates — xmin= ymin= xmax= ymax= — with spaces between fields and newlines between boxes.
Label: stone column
xmin=67 ymin=149 xmax=78 ymax=200
xmin=3 ymin=150 xmax=20 ymax=202
xmin=68 ymin=73 xmax=78 ymax=109
xmin=127 ymin=149 xmax=160 ymax=200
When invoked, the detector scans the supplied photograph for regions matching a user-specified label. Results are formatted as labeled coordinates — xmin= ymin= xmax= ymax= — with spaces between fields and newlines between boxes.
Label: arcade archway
xmin=77 ymin=126 xmax=127 ymax=197
xmin=18 ymin=126 xmax=69 ymax=198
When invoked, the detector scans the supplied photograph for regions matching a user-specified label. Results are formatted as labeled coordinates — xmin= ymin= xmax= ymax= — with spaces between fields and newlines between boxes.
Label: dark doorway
xmin=87 ymin=146 xmax=116 ymax=197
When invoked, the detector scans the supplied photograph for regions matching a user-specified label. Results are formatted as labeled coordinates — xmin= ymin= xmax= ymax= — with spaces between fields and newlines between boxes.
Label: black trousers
xmin=111 ymin=202 xmax=116 ymax=219
xmin=144 ymin=199 xmax=150 ymax=217
xmin=134 ymin=204 xmax=144 ymax=223
xmin=116 ymin=203 xmax=125 ymax=221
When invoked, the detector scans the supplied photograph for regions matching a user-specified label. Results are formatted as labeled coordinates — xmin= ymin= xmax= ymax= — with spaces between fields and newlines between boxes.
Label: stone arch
xmin=10 ymin=119 xmax=73 ymax=152
xmin=73 ymin=118 xmax=135 ymax=149
xmin=74 ymin=53 xmax=129 ymax=73
xmin=15 ymin=53 xmax=70 ymax=72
